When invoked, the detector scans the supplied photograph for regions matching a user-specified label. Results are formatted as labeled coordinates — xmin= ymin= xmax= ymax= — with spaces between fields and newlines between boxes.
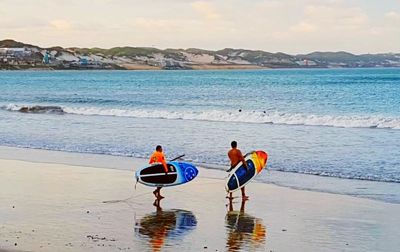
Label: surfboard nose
xmin=255 ymin=150 xmax=268 ymax=168
xmin=179 ymin=163 xmax=199 ymax=182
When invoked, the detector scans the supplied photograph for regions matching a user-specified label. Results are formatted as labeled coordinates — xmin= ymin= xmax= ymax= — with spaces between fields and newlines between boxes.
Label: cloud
xmin=290 ymin=21 xmax=317 ymax=33
xmin=303 ymin=4 xmax=369 ymax=31
xmin=0 ymin=0 xmax=399 ymax=53
xmin=49 ymin=19 xmax=72 ymax=31
xmin=385 ymin=11 xmax=400 ymax=21
xmin=132 ymin=17 xmax=187 ymax=31
xmin=191 ymin=1 xmax=220 ymax=20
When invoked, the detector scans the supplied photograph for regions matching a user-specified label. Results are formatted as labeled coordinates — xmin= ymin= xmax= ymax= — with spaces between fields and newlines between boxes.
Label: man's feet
xmin=226 ymin=192 xmax=234 ymax=200
xmin=157 ymin=195 xmax=165 ymax=199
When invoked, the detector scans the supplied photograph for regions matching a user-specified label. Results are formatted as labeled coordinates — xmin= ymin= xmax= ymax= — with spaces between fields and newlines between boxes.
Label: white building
xmin=0 ymin=47 xmax=31 ymax=56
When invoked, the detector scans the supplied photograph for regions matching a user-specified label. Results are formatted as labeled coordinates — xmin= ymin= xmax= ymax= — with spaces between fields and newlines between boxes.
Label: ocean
xmin=1 ymin=68 xmax=399 ymax=203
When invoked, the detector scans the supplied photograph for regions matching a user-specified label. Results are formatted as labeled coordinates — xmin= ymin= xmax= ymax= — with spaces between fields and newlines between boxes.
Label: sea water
xmin=0 ymin=69 xmax=399 ymax=203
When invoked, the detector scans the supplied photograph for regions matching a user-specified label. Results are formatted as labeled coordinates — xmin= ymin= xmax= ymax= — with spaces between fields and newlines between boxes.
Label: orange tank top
xmin=149 ymin=151 xmax=168 ymax=172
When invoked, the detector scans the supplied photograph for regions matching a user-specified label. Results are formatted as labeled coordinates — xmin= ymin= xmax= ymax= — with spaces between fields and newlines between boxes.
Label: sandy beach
xmin=0 ymin=148 xmax=399 ymax=252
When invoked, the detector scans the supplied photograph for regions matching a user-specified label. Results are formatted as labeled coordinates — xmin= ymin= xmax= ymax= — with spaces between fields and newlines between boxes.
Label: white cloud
xmin=290 ymin=21 xmax=317 ymax=33
xmin=304 ymin=4 xmax=369 ymax=30
xmin=132 ymin=17 xmax=182 ymax=30
xmin=385 ymin=11 xmax=400 ymax=21
xmin=191 ymin=1 xmax=220 ymax=20
xmin=49 ymin=20 xmax=72 ymax=31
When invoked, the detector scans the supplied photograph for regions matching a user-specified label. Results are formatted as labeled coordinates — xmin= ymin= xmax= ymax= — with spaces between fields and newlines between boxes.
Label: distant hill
xmin=0 ymin=39 xmax=37 ymax=48
xmin=1 ymin=39 xmax=399 ymax=70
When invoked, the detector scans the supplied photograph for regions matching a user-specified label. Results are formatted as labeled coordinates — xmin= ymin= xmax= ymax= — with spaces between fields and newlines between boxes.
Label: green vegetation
xmin=73 ymin=47 xmax=162 ymax=57
xmin=0 ymin=39 xmax=36 ymax=48
xmin=1 ymin=39 xmax=400 ymax=69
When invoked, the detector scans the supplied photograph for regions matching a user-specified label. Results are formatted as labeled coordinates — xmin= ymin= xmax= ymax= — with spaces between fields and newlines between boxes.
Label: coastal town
xmin=1 ymin=39 xmax=400 ymax=70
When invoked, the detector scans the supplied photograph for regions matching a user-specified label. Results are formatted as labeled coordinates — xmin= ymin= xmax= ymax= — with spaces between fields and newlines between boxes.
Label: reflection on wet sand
xmin=225 ymin=199 xmax=267 ymax=252
xmin=134 ymin=199 xmax=197 ymax=252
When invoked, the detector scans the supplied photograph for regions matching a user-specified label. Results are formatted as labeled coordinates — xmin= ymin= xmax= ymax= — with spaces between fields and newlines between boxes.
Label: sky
xmin=0 ymin=0 xmax=399 ymax=54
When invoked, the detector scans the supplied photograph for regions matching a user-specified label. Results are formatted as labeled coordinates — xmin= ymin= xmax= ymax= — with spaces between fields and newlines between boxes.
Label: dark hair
xmin=231 ymin=141 xmax=237 ymax=148
xmin=156 ymin=145 xmax=162 ymax=151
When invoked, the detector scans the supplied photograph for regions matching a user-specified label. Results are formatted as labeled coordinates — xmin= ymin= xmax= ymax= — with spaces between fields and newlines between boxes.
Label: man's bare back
xmin=228 ymin=148 xmax=245 ymax=168
xmin=227 ymin=141 xmax=249 ymax=200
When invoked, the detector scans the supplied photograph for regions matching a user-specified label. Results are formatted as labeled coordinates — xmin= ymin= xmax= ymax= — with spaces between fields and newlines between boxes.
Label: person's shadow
xmin=225 ymin=198 xmax=267 ymax=252
xmin=134 ymin=199 xmax=197 ymax=252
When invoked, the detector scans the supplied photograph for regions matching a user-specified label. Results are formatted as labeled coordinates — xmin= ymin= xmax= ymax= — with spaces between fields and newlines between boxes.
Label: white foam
xmin=61 ymin=106 xmax=400 ymax=130
xmin=2 ymin=104 xmax=400 ymax=129
xmin=0 ymin=104 xmax=21 ymax=111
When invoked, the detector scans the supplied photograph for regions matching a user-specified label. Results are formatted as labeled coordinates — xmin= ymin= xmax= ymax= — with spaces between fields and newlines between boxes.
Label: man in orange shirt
xmin=149 ymin=145 xmax=168 ymax=199
xmin=228 ymin=141 xmax=249 ymax=200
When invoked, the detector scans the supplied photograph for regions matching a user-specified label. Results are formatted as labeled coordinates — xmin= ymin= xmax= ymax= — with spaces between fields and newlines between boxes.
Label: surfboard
xmin=225 ymin=150 xmax=268 ymax=192
xmin=135 ymin=162 xmax=198 ymax=187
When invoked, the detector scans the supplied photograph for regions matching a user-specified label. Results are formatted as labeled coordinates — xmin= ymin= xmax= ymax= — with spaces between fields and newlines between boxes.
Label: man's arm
xmin=161 ymin=155 xmax=168 ymax=173
xmin=149 ymin=153 xmax=155 ymax=164
xmin=238 ymin=150 xmax=248 ymax=168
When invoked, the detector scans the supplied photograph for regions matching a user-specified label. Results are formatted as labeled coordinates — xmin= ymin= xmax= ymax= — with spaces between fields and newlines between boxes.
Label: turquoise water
xmin=0 ymin=69 xmax=399 ymax=202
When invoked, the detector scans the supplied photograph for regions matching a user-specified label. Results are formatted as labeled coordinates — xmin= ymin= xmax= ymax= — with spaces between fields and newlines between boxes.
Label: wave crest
xmin=63 ymin=107 xmax=400 ymax=129
xmin=2 ymin=104 xmax=400 ymax=129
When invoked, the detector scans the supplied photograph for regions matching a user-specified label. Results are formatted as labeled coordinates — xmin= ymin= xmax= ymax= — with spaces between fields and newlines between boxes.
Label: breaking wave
xmin=2 ymin=104 xmax=400 ymax=129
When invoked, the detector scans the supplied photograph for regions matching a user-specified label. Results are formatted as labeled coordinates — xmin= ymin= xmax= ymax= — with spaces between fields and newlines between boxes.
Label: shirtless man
xmin=227 ymin=141 xmax=249 ymax=200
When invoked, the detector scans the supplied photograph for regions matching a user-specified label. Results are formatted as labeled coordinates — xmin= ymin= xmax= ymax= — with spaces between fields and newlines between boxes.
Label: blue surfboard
xmin=135 ymin=162 xmax=198 ymax=187
xmin=225 ymin=151 xmax=268 ymax=192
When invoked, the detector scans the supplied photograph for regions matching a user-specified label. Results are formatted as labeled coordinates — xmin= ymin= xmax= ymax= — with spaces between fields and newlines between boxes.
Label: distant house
xmin=296 ymin=59 xmax=317 ymax=66
xmin=43 ymin=51 xmax=50 ymax=64
xmin=79 ymin=58 xmax=88 ymax=65
xmin=0 ymin=47 xmax=31 ymax=57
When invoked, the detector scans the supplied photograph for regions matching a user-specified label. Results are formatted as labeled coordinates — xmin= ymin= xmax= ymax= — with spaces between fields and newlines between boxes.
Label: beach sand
xmin=189 ymin=64 xmax=265 ymax=70
xmin=0 ymin=149 xmax=399 ymax=252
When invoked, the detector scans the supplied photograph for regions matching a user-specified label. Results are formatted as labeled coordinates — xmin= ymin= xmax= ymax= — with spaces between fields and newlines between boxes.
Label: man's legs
xmin=153 ymin=187 xmax=159 ymax=197
xmin=241 ymin=187 xmax=249 ymax=200
xmin=153 ymin=187 xmax=164 ymax=199
xmin=228 ymin=197 xmax=234 ymax=211
xmin=158 ymin=187 xmax=164 ymax=199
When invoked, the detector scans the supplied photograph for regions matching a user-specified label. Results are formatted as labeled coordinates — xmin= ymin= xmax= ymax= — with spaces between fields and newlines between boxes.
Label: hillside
xmin=1 ymin=39 xmax=399 ymax=70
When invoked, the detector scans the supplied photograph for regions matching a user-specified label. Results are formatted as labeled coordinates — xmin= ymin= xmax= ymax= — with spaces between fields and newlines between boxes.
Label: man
xmin=228 ymin=141 xmax=249 ymax=200
xmin=149 ymin=145 xmax=168 ymax=199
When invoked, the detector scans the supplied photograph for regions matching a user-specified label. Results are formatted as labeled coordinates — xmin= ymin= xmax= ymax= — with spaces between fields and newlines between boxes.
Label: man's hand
xmin=243 ymin=162 xmax=249 ymax=171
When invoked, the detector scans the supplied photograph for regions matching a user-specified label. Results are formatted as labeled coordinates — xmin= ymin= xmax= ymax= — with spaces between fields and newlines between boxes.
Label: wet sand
xmin=0 ymin=151 xmax=400 ymax=251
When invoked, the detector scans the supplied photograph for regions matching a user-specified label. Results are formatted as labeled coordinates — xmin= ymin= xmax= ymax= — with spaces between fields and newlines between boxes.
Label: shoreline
xmin=0 ymin=151 xmax=399 ymax=251
xmin=0 ymin=146 xmax=399 ymax=205
xmin=2 ymin=66 xmax=400 ymax=71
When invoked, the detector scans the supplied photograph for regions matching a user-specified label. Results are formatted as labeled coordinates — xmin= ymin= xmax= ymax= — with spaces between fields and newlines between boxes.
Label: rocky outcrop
xmin=18 ymin=106 xmax=64 ymax=114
